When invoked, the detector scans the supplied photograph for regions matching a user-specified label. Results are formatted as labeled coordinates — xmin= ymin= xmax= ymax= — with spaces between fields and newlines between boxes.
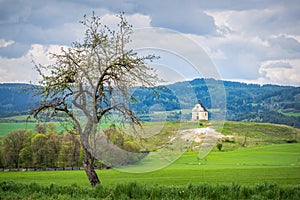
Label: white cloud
xmin=0 ymin=0 xmax=299 ymax=86
xmin=0 ymin=38 xmax=14 ymax=48
xmin=0 ymin=44 xmax=65 ymax=83
xmin=0 ymin=54 xmax=37 ymax=83
xmin=199 ymin=7 xmax=300 ymax=85
xmin=207 ymin=5 xmax=300 ymax=36
xmin=257 ymin=60 xmax=300 ymax=86
xmin=127 ymin=14 xmax=151 ymax=28
xmin=260 ymin=61 xmax=292 ymax=69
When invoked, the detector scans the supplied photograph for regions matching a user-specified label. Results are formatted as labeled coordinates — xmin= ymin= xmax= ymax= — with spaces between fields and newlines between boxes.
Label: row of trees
xmin=0 ymin=123 xmax=82 ymax=169
xmin=0 ymin=123 xmax=142 ymax=169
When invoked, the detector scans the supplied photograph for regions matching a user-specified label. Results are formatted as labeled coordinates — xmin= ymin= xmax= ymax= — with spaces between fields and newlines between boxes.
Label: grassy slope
xmin=214 ymin=121 xmax=300 ymax=149
xmin=1 ymin=143 xmax=299 ymax=187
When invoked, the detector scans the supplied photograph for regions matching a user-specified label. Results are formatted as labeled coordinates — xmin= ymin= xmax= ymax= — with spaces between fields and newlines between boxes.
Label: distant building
xmin=192 ymin=100 xmax=208 ymax=120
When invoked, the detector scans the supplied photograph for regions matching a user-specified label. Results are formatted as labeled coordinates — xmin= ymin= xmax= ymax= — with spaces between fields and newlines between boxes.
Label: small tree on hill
xmin=216 ymin=142 xmax=223 ymax=151
xmin=32 ymin=13 xmax=158 ymax=186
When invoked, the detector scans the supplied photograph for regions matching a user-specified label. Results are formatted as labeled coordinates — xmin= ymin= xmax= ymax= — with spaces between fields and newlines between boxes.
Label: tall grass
xmin=1 ymin=181 xmax=299 ymax=200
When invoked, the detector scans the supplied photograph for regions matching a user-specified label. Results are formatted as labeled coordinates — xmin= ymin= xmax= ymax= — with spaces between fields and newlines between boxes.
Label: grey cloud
xmin=149 ymin=7 xmax=216 ymax=35
xmin=263 ymin=62 xmax=292 ymax=69
xmin=227 ymin=5 xmax=300 ymax=36
xmin=199 ymin=0 xmax=299 ymax=11
xmin=268 ymin=36 xmax=300 ymax=52
xmin=0 ymin=0 xmax=107 ymax=45
xmin=61 ymin=0 xmax=136 ymax=13
xmin=72 ymin=0 xmax=218 ymax=35
xmin=136 ymin=0 xmax=217 ymax=35
xmin=199 ymin=0 xmax=267 ymax=10
xmin=0 ymin=0 xmax=218 ymax=46
xmin=265 ymin=36 xmax=300 ymax=60
xmin=25 ymin=1 xmax=91 ymax=28
xmin=261 ymin=6 xmax=300 ymax=35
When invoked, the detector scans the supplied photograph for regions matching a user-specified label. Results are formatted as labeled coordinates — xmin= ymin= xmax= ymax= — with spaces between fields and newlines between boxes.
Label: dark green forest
xmin=0 ymin=78 xmax=299 ymax=127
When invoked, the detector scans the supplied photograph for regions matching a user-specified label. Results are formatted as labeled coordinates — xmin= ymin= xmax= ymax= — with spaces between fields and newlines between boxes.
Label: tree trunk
xmin=83 ymin=147 xmax=101 ymax=187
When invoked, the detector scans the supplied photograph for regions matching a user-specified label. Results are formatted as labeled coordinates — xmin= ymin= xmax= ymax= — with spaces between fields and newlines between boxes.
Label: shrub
xmin=216 ymin=143 xmax=223 ymax=151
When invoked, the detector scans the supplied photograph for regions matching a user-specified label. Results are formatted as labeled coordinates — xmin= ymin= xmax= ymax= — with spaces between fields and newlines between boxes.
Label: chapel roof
xmin=192 ymin=100 xmax=208 ymax=112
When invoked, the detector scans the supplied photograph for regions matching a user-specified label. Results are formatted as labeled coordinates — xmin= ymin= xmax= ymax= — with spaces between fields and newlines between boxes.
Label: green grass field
xmin=0 ymin=121 xmax=114 ymax=137
xmin=278 ymin=109 xmax=300 ymax=117
xmin=0 ymin=122 xmax=36 ymax=136
xmin=0 ymin=122 xmax=71 ymax=137
xmin=1 ymin=143 xmax=299 ymax=187
xmin=0 ymin=115 xmax=30 ymax=121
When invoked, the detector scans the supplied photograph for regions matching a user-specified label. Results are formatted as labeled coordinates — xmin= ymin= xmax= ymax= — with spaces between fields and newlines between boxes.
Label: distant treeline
xmin=0 ymin=123 xmax=82 ymax=169
xmin=0 ymin=123 xmax=142 ymax=169
xmin=1 ymin=79 xmax=300 ymax=127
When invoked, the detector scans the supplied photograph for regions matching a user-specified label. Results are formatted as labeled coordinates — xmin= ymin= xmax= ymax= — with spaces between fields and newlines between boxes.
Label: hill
xmin=130 ymin=78 xmax=300 ymax=127
xmin=0 ymin=83 xmax=38 ymax=118
xmin=0 ymin=79 xmax=300 ymax=127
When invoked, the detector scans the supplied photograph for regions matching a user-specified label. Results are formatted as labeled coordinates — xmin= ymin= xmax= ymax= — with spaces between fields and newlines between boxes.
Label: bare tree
xmin=32 ymin=13 xmax=158 ymax=186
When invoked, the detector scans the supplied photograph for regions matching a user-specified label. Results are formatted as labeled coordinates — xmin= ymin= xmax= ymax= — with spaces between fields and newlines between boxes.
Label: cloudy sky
xmin=0 ymin=0 xmax=300 ymax=86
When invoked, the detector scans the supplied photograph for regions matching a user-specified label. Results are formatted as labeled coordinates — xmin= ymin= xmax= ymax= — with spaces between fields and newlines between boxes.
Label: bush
xmin=216 ymin=143 xmax=223 ymax=151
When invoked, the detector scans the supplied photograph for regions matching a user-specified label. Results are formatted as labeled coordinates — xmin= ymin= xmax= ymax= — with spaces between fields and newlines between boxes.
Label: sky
xmin=0 ymin=0 xmax=300 ymax=86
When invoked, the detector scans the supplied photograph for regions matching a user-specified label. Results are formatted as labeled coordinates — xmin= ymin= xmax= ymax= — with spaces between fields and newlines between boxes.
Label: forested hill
xmin=0 ymin=83 xmax=38 ymax=118
xmin=0 ymin=79 xmax=299 ymax=127
xmin=129 ymin=78 xmax=300 ymax=127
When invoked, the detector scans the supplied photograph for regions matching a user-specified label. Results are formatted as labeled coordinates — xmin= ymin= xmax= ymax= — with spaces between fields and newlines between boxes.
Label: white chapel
xmin=191 ymin=100 xmax=208 ymax=121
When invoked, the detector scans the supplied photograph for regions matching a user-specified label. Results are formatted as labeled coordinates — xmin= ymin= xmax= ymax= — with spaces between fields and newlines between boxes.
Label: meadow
xmin=1 ymin=120 xmax=300 ymax=199
xmin=1 ymin=143 xmax=299 ymax=186
xmin=0 ymin=122 xmax=36 ymax=137
xmin=1 ymin=143 xmax=300 ymax=199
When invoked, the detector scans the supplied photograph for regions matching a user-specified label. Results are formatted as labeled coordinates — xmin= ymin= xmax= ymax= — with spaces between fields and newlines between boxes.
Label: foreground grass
xmin=1 ymin=167 xmax=299 ymax=187
xmin=1 ymin=181 xmax=300 ymax=200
